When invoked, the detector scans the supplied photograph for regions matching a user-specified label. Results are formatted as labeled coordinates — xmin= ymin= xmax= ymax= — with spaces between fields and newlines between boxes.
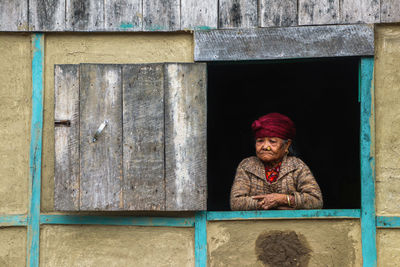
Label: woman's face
xmin=255 ymin=137 xmax=291 ymax=164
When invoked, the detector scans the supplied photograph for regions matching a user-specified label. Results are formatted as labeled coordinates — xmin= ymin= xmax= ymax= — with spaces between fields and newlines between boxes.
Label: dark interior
xmin=207 ymin=58 xmax=361 ymax=210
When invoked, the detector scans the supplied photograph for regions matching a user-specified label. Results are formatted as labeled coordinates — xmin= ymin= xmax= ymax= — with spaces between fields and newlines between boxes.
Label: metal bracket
xmin=92 ymin=120 xmax=108 ymax=143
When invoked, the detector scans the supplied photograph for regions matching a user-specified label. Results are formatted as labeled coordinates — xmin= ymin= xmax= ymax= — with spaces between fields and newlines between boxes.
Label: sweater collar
xmin=242 ymin=155 xmax=298 ymax=181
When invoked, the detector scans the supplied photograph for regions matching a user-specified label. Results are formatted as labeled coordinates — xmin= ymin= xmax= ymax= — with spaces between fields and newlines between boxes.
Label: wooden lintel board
xmin=104 ymin=0 xmax=142 ymax=31
xmin=194 ymin=24 xmax=374 ymax=61
xmin=0 ymin=0 xmax=28 ymax=31
xmin=165 ymin=63 xmax=207 ymax=211
xmin=54 ymin=65 xmax=80 ymax=211
xmin=29 ymin=0 xmax=66 ymax=31
xmin=79 ymin=64 xmax=123 ymax=210
xmin=66 ymin=0 xmax=105 ymax=31
xmin=122 ymin=64 xmax=165 ymax=210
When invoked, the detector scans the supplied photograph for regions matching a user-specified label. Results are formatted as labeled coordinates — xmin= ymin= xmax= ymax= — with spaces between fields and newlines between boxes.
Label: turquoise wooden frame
xmin=0 ymin=33 xmax=392 ymax=267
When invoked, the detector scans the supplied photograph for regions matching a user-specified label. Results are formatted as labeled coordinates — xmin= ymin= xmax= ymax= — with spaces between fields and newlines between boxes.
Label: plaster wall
xmin=375 ymin=25 xmax=400 ymax=216
xmin=207 ymin=220 xmax=362 ymax=266
xmin=0 ymin=34 xmax=31 ymax=214
xmin=41 ymin=33 xmax=194 ymax=212
xmin=0 ymin=227 xmax=27 ymax=266
xmin=40 ymin=225 xmax=194 ymax=266
xmin=377 ymin=229 xmax=400 ymax=266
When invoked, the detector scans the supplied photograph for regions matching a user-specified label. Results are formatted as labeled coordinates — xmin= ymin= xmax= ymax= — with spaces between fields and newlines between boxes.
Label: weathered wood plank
xmin=143 ymin=0 xmax=180 ymax=31
xmin=194 ymin=25 xmax=374 ymax=61
xmin=54 ymin=65 xmax=80 ymax=211
xmin=181 ymin=0 xmax=218 ymax=30
xmin=29 ymin=0 xmax=65 ymax=31
xmin=79 ymin=64 xmax=123 ymax=210
xmin=340 ymin=0 xmax=380 ymax=24
xmin=259 ymin=0 xmax=297 ymax=27
xmin=299 ymin=0 xmax=339 ymax=25
xmin=122 ymin=64 xmax=165 ymax=211
xmin=165 ymin=63 xmax=207 ymax=211
xmin=381 ymin=0 xmax=400 ymax=23
xmin=104 ymin=0 xmax=142 ymax=31
xmin=0 ymin=0 xmax=28 ymax=31
xmin=66 ymin=0 xmax=105 ymax=31
xmin=218 ymin=0 xmax=257 ymax=28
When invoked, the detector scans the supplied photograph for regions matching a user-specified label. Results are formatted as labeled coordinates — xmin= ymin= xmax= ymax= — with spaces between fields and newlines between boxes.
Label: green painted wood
xmin=0 ymin=215 xmax=27 ymax=226
xmin=376 ymin=216 xmax=400 ymax=228
xmin=207 ymin=209 xmax=361 ymax=220
xmin=27 ymin=33 xmax=44 ymax=267
xmin=39 ymin=214 xmax=195 ymax=227
xmin=360 ymin=57 xmax=377 ymax=267
xmin=195 ymin=211 xmax=207 ymax=267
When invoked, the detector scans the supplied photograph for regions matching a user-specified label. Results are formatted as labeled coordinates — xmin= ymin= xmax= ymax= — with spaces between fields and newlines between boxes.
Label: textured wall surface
xmin=377 ymin=229 xmax=400 ymax=266
xmin=41 ymin=33 xmax=194 ymax=212
xmin=0 ymin=227 xmax=26 ymax=266
xmin=375 ymin=25 xmax=400 ymax=216
xmin=0 ymin=34 xmax=31 ymax=214
xmin=40 ymin=225 xmax=194 ymax=266
xmin=207 ymin=220 xmax=362 ymax=266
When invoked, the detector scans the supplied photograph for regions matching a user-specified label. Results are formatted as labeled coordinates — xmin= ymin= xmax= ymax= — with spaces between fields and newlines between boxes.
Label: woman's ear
xmin=286 ymin=139 xmax=292 ymax=152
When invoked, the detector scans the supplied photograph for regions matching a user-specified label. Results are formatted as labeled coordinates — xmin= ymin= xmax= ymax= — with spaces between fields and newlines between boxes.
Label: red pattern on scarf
xmin=265 ymin=162 xmax=282 ymax=183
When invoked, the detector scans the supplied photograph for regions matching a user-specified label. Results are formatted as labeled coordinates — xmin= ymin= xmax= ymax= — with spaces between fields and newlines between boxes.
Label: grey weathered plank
xmin=122 ymin=64 xmax=165 ymax=211
xmin=299 ymin=0 xmax=339 ymax=25
xmin=79 ymin=64 xmax=123 ymax=210
xmin=66 ymin=0 xmax=104 ymax=31
xmin=165 ymin=63 xmax=207 ymax=211
xmin=194 ymin=25 xmax=374 ymax=61
xmin=54 ymin=65 xmax=80 ymax=211
xmin=340 ymin=0 xmax=380 ymax=24
xmin=0 ymin=0 xmax=28 ymax=31
xmin=181 ymin=0 xmax=218 ymax=30
xmin=218 ymin=0 xmax=257 ymax=28
xmin=104 ymin=0 xmax=142 ymax=31
xmin=29 ymin=0 xmax=65 ymax=31
xmin=259 ymin=0 xmax=297 ymax=27
xmin=381 ymin=0 xmax=400 ymax=23
xmin=143 ymin=0 xmax=180 ymax=31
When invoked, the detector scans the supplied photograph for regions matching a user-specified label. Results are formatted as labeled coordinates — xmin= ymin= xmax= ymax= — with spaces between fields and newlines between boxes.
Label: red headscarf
xmin=251 ymin=113 xmax=296 ymax=140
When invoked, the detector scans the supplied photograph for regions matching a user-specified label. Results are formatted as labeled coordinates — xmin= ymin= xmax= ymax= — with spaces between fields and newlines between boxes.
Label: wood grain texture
xmin=260 ymin=0 xmax=297 ymax=27
xmin=181 ymin=0 xmax=218 ymax=30
xmin=218 ymin=0 xmax=257 ymax=28
xmin=79 ymin=64 xmax=123 ymax=210
xmin=66 ymin=0 xmax=104 ymax=31
xmin=54 ymin=65 xmax=80 ymax=211
xmin=0 ymin=0 xmax=28 ymax=31
xmin=194 ymin=25 xmax=374 ymax=61
xmin=381 ymin=0 xmax=400 ymax=23
xmin=104 ymin=0 xmax=142 ymax=31
xmin=122 ymin=64 xmax=165 ymax=211
xmin=165 ymin=63 xmax=207 ymax=211
xmin=143 ymin=0 xmax=180 ymax=31
xmin=29 ymin=0 xmax=65 ymax=31
xmin=340 ymin=0 xmax=380 ymax=24
xmin=299 ymin=0 xmax=339 ymax=25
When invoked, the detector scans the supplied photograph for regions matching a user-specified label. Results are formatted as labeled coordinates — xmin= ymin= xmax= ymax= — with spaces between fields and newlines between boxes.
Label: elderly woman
xmin=230 ymin=113 xmax=323 ymax=210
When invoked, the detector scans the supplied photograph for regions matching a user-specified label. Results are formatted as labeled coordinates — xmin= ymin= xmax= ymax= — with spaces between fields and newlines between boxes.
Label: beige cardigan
xmin=230 ymin=156 xmax=323 ymax=210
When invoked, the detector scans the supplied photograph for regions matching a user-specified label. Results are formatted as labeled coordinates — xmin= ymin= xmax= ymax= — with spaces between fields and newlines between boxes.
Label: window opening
xmin=207 ymin=58 xmax=360 ymax=211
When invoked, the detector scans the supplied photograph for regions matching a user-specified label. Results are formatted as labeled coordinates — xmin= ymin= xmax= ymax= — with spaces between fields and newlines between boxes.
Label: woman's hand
xmin=252 ymin=194 xmax=286 ymax=210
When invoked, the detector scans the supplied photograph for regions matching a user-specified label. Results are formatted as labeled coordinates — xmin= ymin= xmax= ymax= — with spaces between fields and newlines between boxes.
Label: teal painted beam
xmin=377 ymin=216 xmax=400 ymax=228
xmin=40 ymin=215 xmax=194 ymax=227
xmin=360 ymin=57 xmax=377 ymax=267
xmin=27 ymin=33 xmax=44 ymax=267
xmin=207 ymin=209 xmax=361 ymax=221
xmin=195 ymin=211 xmax=207 ymax=267
xmin=0 ymin=215 xmax=27 ymax=226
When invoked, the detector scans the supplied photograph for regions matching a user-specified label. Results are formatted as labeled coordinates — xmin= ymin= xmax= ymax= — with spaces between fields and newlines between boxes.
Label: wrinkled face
xmin=255 ymin=137 xmax=292 ymax=164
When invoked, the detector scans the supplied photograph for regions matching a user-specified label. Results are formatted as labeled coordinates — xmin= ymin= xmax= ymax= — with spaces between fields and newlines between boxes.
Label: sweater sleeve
xmin=291 ymin=164 xmax=323 ymax=209
xmin=230 ymin=164 xmax=259 ymax=211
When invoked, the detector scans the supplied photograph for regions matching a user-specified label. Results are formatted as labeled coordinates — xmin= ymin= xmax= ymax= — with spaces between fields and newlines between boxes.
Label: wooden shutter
xmin=54 ymin=63 xmax=207 ymax=211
